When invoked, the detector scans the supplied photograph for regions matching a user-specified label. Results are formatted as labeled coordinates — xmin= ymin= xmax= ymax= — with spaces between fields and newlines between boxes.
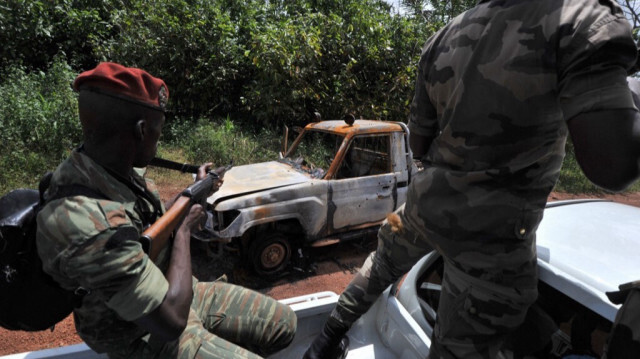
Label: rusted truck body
xmin=195 ymin=119 xmax=418 ymax=275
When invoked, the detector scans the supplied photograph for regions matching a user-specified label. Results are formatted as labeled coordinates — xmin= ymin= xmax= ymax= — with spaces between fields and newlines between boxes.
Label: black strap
xmin=100 ymin=167 xmax=163 ymax=227
xmin=37 ymin=173 xmax=108 ymax=304
xmin=49 ymin=185 xmax=107 ymax=203
xmin=38 ymin=172 xmax=107 ymax=204
xmin=38 ymin=172 xmax=53 ymax=203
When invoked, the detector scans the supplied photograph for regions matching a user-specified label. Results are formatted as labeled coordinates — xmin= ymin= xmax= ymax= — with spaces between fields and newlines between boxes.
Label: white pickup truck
xmin=271 ymin=200 xmax=640 ymax=359
xmin=194 ymin=118 xmax=419 ymax=276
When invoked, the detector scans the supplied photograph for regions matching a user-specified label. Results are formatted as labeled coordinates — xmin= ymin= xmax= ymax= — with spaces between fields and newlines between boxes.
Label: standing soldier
xmin=305 ymin=0 xmax=640 ymax=358
xmin=37 ymin=62 xmax=296 ymax=358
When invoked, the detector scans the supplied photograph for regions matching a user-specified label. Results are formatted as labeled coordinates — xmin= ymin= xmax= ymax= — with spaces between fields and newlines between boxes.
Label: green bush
xmin=0 ymin=58 xmax=81 ymax=194
xmin=245 ymin=0 xmax=432 ymax=125
xmin=1 ymin=0 xmax=437 ymax=126
xmin=95 ymin=0 xmax=252 ymax=119
xmin=91 ymin=0 xmax=433 ymax=124
xmin=2 ymin=0 xmax=636 ymax=197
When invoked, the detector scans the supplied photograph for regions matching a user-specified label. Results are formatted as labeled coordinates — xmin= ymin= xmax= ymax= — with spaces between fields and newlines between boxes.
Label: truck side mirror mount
xmin=282 ymin=125 xmax=289 ymax=155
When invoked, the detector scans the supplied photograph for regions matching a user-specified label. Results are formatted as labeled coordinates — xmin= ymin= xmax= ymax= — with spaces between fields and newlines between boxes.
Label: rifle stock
xmin=142 ymin=172 xmax=219 ymax=261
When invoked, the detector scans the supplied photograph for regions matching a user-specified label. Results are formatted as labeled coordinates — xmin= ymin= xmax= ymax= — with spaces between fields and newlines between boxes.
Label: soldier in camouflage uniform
xmin=305 ymin=0 xmax=640 ymax=358
xmin=37 ymin=62 xmax=296 ymax=358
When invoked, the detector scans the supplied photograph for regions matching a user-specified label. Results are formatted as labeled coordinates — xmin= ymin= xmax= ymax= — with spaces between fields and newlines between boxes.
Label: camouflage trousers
xmin=114 ymin=279 xmax=297 ymax=359
xmin=332 ymin=204 xmax=537 ymax=359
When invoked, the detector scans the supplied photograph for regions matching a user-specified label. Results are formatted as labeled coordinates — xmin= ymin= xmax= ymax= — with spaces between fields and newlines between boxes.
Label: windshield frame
xmin=283 ymin=128 xmax=348 ymax=179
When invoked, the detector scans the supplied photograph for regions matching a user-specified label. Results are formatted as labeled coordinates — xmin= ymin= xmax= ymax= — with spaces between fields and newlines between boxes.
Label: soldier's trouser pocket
xmin=431 ymin=261 xmax=537 ymax=359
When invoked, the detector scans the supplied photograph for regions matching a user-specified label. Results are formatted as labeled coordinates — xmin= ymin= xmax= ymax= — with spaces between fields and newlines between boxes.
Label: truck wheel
xmin=249 ymin=233 xmax=292 ymax=276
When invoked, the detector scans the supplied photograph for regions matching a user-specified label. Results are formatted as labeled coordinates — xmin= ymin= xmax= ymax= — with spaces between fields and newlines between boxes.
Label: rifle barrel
xmin=149 ymin=157 xmax=200 ymax=174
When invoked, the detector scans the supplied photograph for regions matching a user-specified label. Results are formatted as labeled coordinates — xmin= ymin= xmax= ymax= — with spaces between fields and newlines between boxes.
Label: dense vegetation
xmin=0 ymin=0 xmax=636 ymax=194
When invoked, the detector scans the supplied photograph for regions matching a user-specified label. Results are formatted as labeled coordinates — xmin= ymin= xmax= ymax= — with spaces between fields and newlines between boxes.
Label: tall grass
xmin=146 ymin=118 xmax=285 ymax=192
xmin=164 ymin=117 xmax=282 ymax=166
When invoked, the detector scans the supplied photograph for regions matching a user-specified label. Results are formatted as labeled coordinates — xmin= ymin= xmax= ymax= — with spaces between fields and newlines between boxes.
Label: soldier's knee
xmin=263 ymin=303 xmax=297 ymax=354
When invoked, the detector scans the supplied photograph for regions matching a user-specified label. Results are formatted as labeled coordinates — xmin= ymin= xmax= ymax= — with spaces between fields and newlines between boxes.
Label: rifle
xmin=149 ymin=157 xmax=200 ymax=174
xmin=141 ymin=159 xmax=231 ymax=261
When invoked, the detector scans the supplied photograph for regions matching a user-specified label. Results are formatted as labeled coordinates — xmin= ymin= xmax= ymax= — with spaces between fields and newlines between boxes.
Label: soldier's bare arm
xmin=410 ymin=132 xmax=436 ymax=159
xmin=133 ymin=204 xmax=205 ymax=341
xmin=407 ymin=52 xmax=438 ymax=160
xmin=568 ymin=107 xmax=640 ymax=192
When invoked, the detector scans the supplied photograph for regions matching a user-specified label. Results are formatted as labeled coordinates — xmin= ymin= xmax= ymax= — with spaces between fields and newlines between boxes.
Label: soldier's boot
xmin=303 ymin=316 xmax=349 ymax=359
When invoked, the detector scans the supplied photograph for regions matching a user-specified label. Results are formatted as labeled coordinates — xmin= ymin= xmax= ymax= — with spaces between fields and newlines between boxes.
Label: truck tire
xmin=249 ymin=232 xmax=292 ymax=276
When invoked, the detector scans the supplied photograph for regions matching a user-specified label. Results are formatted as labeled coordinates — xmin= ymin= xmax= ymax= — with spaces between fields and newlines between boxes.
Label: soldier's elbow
xmin=584 ymin=164 xmax=639 ymax=193
xmin=158 ymin=320 xmax=187 ymax=342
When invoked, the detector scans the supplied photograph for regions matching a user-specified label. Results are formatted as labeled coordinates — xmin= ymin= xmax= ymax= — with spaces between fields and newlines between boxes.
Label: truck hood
xmin=206 ymin=161 xmax=311 ymax=204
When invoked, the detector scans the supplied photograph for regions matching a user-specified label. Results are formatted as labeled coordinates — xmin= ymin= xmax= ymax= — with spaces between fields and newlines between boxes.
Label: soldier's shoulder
xmin=37 ymin=196 xmax=131 ymax=242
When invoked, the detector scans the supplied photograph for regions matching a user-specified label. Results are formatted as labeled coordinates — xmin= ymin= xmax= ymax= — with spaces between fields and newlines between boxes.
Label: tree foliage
xmin=245 ymin=0 xmax=432 ymax=126
xmin=399 ymin=0 xmax=476 ymax=26
xmin=1 ymin=0 xmax=435 ymax=125
xmin=3 ymin=0 xmax=639 ymax=196
xmin=0 ymin=0 xmax=121 ymax=70
xmin=618 ymin=0 xmax=640 ymax=31
xmin=95 ymin=0 xmax=250 ymax=119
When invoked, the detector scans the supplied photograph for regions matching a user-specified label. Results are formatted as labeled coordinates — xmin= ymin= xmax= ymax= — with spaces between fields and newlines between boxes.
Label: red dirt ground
xmin=2 ymin=190 xmax=639 ymax=356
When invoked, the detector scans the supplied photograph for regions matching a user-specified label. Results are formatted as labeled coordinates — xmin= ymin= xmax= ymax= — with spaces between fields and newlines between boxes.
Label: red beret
xmin=73 ymin=62 xmax=169 ymax=112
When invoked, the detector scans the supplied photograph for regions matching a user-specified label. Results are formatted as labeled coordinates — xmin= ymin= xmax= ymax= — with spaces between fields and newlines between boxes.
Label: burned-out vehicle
xmin=194 ymin=118 xmax=419 ymax=275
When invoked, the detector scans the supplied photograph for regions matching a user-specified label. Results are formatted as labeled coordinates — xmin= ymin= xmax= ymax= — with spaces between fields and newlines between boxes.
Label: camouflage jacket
xmin=405 ymin=0 xmax=637 ymax=242
xmin=36 ymin=150 xmax=169 ymax=353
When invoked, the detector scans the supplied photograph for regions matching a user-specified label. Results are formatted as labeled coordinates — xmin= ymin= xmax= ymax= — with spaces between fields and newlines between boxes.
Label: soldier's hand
xmin=196 ymin=162 xmax=213 ymax=181
xmin=182 ymin=204 xmax=206 ymax=232
xmin=211 ymin=165 xmax=228 ymax=191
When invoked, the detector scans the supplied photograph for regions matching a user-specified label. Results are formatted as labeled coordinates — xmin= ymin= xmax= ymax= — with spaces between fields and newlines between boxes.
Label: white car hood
xmin=206 ymin=161 xmax=311 ymax=203
xmin=536 ymin=200 xmax=640 ymax=295
xmin=535 ymin=200 xmax=640 ymax=321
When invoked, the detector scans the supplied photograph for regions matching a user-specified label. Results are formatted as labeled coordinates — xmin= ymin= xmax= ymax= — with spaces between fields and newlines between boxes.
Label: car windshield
xmin=280 ymin=129 xmax=344 ymax=179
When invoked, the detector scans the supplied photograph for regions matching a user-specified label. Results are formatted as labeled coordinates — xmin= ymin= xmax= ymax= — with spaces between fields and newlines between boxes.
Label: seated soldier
xmin=36 ymin=62 xmax=296 ymax=358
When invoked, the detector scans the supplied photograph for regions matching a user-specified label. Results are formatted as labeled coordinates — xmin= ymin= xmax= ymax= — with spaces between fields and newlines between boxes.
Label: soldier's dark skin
xmin=569 ymin=108 xmax=640 ymax=192
xmin=78 ymin=90 xmax=209 ymax=341
xmin=567 ymin=77 xmax=640 ymax=192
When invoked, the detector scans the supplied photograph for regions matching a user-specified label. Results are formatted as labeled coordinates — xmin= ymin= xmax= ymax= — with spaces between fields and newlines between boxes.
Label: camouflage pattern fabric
xmin=333 ymin=207 xmax=430 ymax=326
xmin=37 ymin=150 xmax=296 ymax=357
xmin=429 ymin=256 xmax=536 ymax=358
xmin=37 ymin=150 xmax=169 ymax=353
xmin=405 ymin=0 xmax=636 ymax=251
xmin=110 ymin=280 xmax=297 ymax=359
xmin=333 ymin=0 xmax=637 ymax=357
xmin=334 ymin=205 xmax=537 ymax=358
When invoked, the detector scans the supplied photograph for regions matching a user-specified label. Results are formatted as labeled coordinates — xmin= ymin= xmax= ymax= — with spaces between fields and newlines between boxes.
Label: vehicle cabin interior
xmin=336 ymin=134 xmax=390 ymax=179
xmin=416 ymin=256 xmax=612 ymax=359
